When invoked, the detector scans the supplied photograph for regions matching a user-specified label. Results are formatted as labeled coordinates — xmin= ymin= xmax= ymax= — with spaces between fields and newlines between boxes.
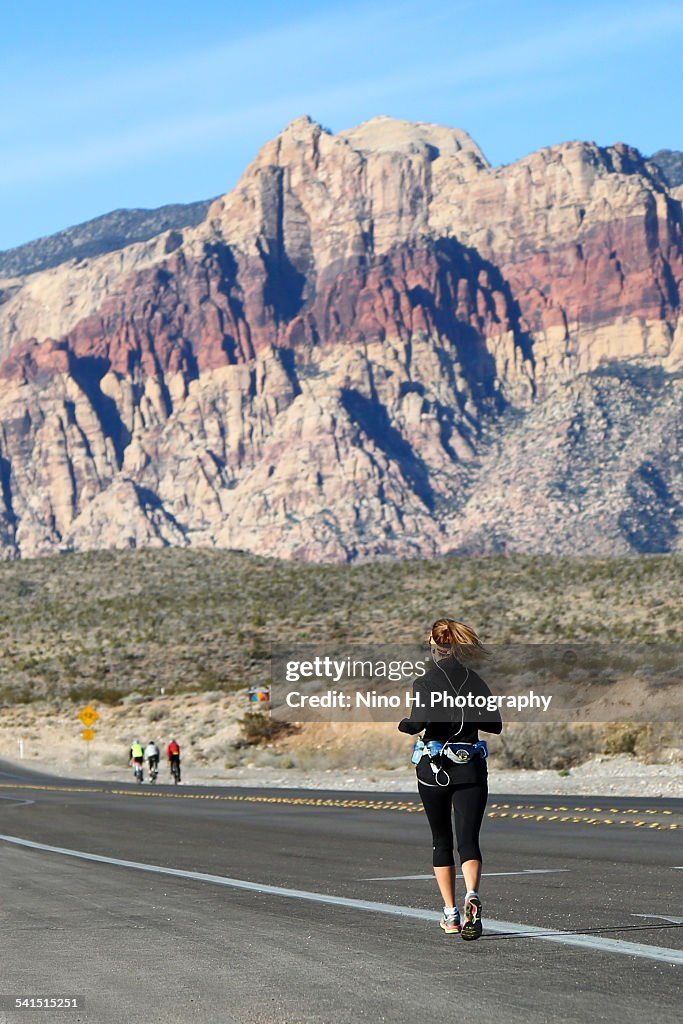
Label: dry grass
xmin=0 ymin=549 xmax=681 ymax=705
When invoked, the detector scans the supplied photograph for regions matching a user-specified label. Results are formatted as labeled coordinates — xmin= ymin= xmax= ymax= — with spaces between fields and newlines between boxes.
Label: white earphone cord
xmin=418 ymin=654 xmax=469 ymax=788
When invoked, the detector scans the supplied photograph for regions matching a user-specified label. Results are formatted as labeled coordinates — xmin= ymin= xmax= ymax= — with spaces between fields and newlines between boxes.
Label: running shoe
xmin=439 ymin=908 xmax=461 ymax=934
xmin=461 ymin=894 xmax=483 ymax=941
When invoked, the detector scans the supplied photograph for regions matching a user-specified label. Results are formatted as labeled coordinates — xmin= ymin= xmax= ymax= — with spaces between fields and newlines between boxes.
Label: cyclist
xmin=399 ymin=619 xmax=502 ymax=941
xmin=167 ymin=738 xmax=181 ymax=782
xmin=145 ymin=740 xmax=160 ymax=780
xmin=129 ymin=739 xmax=144 ymax=782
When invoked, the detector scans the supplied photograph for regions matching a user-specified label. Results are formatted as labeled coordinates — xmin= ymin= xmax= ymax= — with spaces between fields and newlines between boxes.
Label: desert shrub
xmin=602 ymin=724 xmax=647 ymax=756
xmin=245 ymin=748 xmax=287 ymax=768
xmin=66 ymin=682 xmax=149 ymax=705
xmin=492 ymin=721 xmax=681 ymax=768
xmin=237 ymin=710 xmax=298 ymax=747
xmin=492 ymin=723 xmax=598 ymax=770
xmin=598 ymin=723 xmax=681 ymax=760
xmin=291 ymin=748 xmax=328 ymax=772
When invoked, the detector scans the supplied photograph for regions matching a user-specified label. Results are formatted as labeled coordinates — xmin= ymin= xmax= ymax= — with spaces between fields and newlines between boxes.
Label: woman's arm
xmin=397 ymin=675 xmax=429 ymax=734
xmin=467 ymin=670 xmax=503 ymax=735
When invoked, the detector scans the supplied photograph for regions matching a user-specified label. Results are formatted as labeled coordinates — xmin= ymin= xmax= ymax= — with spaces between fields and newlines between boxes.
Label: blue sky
xmin=1 ymin=0 xmax=682 ymax=250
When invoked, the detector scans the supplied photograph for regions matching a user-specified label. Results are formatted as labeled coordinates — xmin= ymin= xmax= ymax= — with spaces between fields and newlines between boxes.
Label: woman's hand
xmin=398 ymin=718 xmax=426 ymax=735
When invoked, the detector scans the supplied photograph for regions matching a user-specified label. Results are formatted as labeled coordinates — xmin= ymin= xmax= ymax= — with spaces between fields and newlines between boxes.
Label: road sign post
xmin=78 ymin=706 xmax=99 ymax=768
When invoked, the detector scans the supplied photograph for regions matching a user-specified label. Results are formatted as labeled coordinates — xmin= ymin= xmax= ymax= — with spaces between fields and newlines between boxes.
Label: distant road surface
xmin=0 ymin=760 xmax=681 ymax=1023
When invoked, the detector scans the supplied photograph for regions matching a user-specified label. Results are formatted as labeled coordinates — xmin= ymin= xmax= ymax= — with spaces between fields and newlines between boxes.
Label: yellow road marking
xmin=0 ymin=784 xmax=679 ymax=830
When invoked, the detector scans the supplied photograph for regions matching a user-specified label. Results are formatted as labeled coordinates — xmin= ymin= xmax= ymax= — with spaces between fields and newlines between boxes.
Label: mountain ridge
xmin=1 ymin=125 xmax=678 ymax=280
xmin=0 ymin=198 xmax=215 ymax=280
xmin=0 ymin=116 xmax=681 ymax=561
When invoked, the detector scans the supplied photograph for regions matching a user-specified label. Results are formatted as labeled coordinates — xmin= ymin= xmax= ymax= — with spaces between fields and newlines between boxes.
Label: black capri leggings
xmin=418 ymin=779 xmax=488 ymax=866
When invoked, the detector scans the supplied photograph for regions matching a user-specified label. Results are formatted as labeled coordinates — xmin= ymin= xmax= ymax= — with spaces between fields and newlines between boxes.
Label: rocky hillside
xmin=0 ymin=199 xmax=214 ymax=279
xmin=650 ymin=149 xmax=683 ymax=188
xmin=0 ymin=116 xmax=681 ymax=560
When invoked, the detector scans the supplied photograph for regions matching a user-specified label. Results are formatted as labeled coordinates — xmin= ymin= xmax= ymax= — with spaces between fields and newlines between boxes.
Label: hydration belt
xmin=412 ymin=739 xmax=488 ymax=765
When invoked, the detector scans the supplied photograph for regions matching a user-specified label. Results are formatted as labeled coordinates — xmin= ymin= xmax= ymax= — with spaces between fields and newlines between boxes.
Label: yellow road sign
xmin=81 ymin=728 xmax=95 ymax=741
xmin=78 ymin=705 xmax=99 ymax=727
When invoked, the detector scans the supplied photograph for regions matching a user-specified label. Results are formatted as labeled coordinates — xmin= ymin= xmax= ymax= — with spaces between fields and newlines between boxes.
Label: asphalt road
xmin=0 ymin=760 xmax=681 ymax=1024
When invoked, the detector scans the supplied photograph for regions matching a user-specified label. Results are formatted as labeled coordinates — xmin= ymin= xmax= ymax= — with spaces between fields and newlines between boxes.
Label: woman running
xmin=398 ymin=618 xmax=502 ymax=940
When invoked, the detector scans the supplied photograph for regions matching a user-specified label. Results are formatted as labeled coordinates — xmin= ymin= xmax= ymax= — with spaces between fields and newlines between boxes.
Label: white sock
xmin=465 ymin=890 xmax=479 ymax=899
xmin=443 ymin=905 xmax=458 ymax=915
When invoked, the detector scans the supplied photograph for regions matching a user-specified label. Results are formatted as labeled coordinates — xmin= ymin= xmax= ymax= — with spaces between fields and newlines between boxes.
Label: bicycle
xmin=148 ymin=760 xmax=159 ymax=784
xmin=170 ymin=757 xmax=181 ymax=785
xmin=133 ymin=760 xmax=143 ymax=784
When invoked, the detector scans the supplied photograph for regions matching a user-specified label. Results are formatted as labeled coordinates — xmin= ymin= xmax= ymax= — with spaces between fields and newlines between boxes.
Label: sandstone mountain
xmin=1 ymin=148 xmax=677 ymax=277
xmin=0 ymin=115 xmax=681 ymax=561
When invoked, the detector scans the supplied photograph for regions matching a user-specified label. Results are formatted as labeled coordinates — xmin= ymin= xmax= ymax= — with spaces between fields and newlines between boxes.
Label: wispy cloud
xmin=0 ymin=101 xmax=295 ymax=188
xmin=325 ymin=2 xmax=683 ymax=115
xmin=1 ymin=0 xmax=681 ymax=190
xmin=2 ymin=1 xmax=414 ymax=126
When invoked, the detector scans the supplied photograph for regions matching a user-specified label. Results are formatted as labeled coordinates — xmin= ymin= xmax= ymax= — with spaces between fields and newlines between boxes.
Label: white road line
xmin=364 ymin=869 xmax=570 ymax=881
xmin=1 ymin=833 xmax=681 ymax=966
xmin=632 ymin=914 xmax=683 ymax=925
xmin=0 ymin=796 xmax=34 ymax=807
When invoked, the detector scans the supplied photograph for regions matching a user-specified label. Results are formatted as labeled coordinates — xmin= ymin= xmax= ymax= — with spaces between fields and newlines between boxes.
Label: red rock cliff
xmin=0 ymin=116 xmax=681 ymax=559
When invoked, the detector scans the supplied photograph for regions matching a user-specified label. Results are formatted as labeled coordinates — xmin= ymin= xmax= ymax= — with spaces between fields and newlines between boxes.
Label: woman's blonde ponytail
xmin=429 ymin=618 xmax=488 ymax=661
